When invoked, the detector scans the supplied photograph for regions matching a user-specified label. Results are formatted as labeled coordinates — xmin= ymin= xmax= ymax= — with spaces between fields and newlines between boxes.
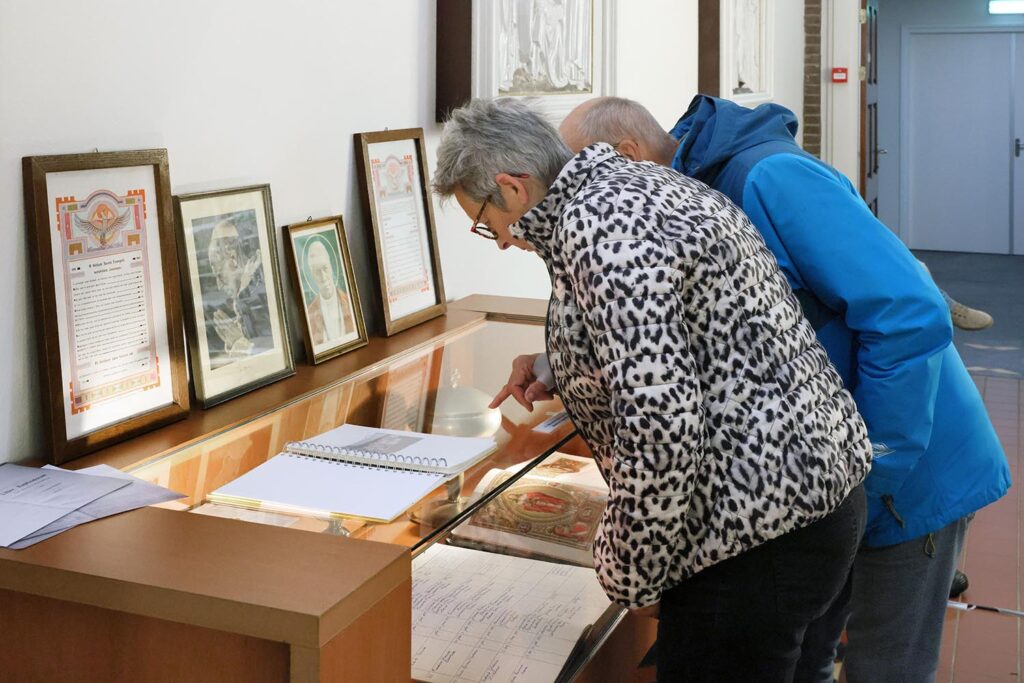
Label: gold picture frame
xmin=283 ymin=215 xmax=368 ymax=364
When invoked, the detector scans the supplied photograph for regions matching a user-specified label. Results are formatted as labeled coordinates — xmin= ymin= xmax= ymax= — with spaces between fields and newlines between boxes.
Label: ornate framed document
xmin=22 ymin=149 xmax=190 ymax=464
xmin=283 ymin=215 xmax=367 ymax=364
xmin=355 ymin=128 xmax=447 ymax=336
xmin=174 ymin=184 xmax=294 ymax=407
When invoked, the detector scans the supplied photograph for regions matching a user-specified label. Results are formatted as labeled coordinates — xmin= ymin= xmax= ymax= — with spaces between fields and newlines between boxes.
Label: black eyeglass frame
xmin=468 ymin=173 xmax=530 ymax=241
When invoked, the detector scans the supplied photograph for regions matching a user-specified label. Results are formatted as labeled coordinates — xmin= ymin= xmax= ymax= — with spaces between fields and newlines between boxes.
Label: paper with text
xmin=0 ymin=464 xmax=129 ymax=547
xmin=412 ymin=544 xmax=610 ymax=682
xmin=8 ymin=464 xmax=184 ymax=549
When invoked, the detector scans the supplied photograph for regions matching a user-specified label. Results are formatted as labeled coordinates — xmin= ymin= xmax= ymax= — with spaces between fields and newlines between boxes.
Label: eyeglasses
xmin=469 ymin=173 xmax=530 ymax=241
xmin=470 ymin=197 xmax=498 ymax=240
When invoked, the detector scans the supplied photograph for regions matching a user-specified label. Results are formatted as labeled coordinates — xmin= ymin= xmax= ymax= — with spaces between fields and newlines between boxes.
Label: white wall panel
xmin=0 ymin=0 xmax=698 ymax=464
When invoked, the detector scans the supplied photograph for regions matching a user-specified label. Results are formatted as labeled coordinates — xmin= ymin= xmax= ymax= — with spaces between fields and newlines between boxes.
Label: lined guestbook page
xmin=412 ymin=544 xmax=611 ymax=683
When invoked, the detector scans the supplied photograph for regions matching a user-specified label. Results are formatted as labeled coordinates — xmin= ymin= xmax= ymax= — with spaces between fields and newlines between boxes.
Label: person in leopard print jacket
xmin=434 ymin=98 xmax=872 ymax=680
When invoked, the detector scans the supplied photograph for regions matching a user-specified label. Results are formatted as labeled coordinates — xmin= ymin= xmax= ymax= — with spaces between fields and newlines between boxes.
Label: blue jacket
xmin=669 ymin=95 xmax=1010 ymax=547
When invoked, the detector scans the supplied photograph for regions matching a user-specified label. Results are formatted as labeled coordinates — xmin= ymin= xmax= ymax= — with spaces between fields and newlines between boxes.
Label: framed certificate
xmin=22 ymin=149 xmax=190 ymax=464
xmin=174 ymin=184 xmax=294 ymax=407
xmin=283 ymin=215 xmax=367 ymax=364
xmin=355 ymin=128 xmax=447 ymax=336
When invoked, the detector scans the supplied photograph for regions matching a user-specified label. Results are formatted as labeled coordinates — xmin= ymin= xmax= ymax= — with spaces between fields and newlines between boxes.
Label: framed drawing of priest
xmin=284 ymin=215 xmax=367 ymax=364
xmin=174 ymin=184 xmax=294 ymax=407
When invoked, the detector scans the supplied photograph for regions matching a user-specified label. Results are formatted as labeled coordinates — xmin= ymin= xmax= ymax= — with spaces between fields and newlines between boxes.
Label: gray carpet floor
xmin=915 ymin=250 xmax=1024 ymax=378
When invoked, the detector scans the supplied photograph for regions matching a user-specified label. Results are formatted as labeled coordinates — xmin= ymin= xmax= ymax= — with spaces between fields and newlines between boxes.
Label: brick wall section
xmin=804 ymin=0 xmax=822 ymax=156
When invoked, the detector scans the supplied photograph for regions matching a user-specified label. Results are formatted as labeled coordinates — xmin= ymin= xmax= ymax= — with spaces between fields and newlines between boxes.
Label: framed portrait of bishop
xmin=283 ymin=215 xmax=367 ymax=364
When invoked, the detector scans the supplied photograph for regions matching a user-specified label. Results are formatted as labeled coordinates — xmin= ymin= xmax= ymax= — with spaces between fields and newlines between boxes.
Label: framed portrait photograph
xmin=283 ymin=215 xmax=367 ymax=364
xmin=174 ymin=184 xmax=294 ymax=407
xmin=22 ymin=149 xmax=190 ymax=464
xmin=355 ymin=128 xmax=447 ymax=336
xmin=436 ymin=0 xmax=618 ymax=122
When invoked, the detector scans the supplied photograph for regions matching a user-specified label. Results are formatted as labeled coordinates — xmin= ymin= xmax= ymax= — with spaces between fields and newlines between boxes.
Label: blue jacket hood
xmin=669 ymin=95 xmax=800 ymax=183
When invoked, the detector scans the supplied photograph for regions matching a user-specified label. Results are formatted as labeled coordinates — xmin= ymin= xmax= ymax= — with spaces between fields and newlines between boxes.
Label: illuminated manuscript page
xmin=368 ymin=138 xmax=437 ymax=319
xmin=46 ymin=166 xmax=174 ymax=439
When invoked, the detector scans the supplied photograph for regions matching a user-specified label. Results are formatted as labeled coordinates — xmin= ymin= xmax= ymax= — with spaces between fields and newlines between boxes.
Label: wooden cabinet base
xmin=0 ymin=588 xmax=289 ymax=682
xmin=291 ymin=578 xmax=411 ymax=682
xmin=0 ymin=579 xmax=410 ymax=682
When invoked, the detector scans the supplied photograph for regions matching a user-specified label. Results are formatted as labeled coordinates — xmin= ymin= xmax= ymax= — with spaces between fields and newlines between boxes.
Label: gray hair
xmin=576 ymin=96 xmax=677 ymax=158
xmin=433 ymin=98 xmax=572 ymax=207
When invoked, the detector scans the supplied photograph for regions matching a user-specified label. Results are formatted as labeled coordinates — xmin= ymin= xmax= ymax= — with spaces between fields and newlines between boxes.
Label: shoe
xmin=950 ymin=302 xmax=994 ymax=331
xmin=950 ymin=569 xmax=969 ymax=598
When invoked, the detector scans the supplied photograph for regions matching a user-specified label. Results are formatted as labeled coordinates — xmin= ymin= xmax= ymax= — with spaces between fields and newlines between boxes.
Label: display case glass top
xmin=126 ymin=318 xmax=575 ymax=549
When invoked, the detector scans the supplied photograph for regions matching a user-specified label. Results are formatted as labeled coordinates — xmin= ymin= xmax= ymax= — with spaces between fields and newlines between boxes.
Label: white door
xmin=1013 ymin=34 xmax=1024 ymax=255
xmin=905 ymin=31 xmax=1013 ymax=254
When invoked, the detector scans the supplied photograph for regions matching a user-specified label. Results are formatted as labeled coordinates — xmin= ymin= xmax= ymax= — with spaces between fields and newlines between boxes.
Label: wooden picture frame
xmin=435 ymin=0 xmax=618 ymax=123
xmin=173 ymin=184 xmax=294 ymax=407
xmin=22 ymin=149 xmax=190 ymax=464
xmin=355 ymin=128 xmax=447 ymax=336
xmin=283 ymin=215 xmax=368 ymax=364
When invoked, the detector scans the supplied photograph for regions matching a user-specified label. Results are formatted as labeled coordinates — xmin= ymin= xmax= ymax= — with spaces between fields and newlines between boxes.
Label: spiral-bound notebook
xmin=208 ymin=425 xmax=497 ymax=523
xmin=285 ymin=424 xmax=497 ymax=476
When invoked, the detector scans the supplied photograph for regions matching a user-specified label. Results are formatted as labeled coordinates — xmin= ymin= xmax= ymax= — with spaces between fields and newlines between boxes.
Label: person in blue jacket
xmin=505 ymin=95 xmax=1009 ymax=681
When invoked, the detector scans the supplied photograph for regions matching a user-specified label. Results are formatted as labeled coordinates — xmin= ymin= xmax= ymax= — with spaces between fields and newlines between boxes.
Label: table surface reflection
xmin=127 ymin=318 xmax=576 ymax=549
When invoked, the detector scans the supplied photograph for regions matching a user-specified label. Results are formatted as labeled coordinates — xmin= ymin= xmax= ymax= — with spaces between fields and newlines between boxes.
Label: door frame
xmin=900 ymin=25 xmax=1021 ymax=250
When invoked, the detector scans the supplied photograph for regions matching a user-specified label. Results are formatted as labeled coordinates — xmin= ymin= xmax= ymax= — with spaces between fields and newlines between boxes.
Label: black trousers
xmin=656 ymin=484 xmax=866 ymax=682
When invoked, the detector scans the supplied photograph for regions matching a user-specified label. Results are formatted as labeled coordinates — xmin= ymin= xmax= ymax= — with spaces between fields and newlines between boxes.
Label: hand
xmin=490 ymin=353 xmax=553 ymax=411
xmin=212 ymin=309 xmax=251 ymax=355
xmin=629 ymin=602 xmax=660 ymax=619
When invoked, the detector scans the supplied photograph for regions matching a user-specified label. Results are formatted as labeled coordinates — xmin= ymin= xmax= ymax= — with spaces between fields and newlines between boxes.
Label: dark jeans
xmin=801 ymin=515 xmax=971 ymax=682
xmin=656 ymin=484 xmax=866 ymax=682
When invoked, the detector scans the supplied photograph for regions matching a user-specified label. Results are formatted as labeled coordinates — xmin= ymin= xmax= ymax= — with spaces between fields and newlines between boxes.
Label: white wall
xmin=823 ymin=0 xmax=862 ymax=182
xmin=876 ymin=0 xmax=1024 ymax=236
xmin=772 ymin=0 xmax=807 ymax=147
xmin=0 ymin=0 xmax=697 ymax=465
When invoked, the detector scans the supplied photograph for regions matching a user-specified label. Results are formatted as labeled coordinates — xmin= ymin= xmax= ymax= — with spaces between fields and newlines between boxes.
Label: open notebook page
xmin=209 ymin=454 xmax=447 ymax=523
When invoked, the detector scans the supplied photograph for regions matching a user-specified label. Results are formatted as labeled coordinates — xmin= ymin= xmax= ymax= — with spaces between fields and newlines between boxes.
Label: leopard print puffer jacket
xmin=512 ymin=144 xmax=872 ymax=608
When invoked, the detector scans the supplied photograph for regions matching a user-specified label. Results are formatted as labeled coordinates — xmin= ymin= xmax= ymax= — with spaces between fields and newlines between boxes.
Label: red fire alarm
xmin=832 ymin=67 xmax=849 ymax=83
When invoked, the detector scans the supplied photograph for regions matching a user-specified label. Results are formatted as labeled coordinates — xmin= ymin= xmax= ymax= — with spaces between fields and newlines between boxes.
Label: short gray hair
xmin=576 ymin=96 xmax=677 ymax=157
xmin=433 ymin=98 xmax=572 ymax=207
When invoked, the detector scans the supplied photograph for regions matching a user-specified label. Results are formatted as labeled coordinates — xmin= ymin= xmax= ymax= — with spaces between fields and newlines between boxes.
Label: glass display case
xmin=115 ymin=310 xmax=641 ymax=682
xmin=126 ymin=318 xmax=578 ymax=550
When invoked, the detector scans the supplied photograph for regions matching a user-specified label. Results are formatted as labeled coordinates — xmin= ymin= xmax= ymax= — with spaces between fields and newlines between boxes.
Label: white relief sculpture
xmin=732 ymin=0 xmax=764 ymax=95
xmin=498 ymin=0 xmax=593 ymax=96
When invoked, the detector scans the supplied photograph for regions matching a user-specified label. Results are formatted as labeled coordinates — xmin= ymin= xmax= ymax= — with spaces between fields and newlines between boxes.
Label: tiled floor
xmin=936 ymin=375 xmax=1022 ymax=682
xmin=910 ymin=251 xmax=1023 ymax=681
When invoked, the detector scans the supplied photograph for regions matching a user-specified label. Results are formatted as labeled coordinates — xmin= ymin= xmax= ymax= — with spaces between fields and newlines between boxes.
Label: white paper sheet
xmin=209 ymin=453 xmax=447 ymax=522
xmin=0 ymin=464 xmax=130 ymax=547
xmin=412 ymin=544 xmax=611 ymax=683
xmin=7 ymin=464 xmax=185 ymax=549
